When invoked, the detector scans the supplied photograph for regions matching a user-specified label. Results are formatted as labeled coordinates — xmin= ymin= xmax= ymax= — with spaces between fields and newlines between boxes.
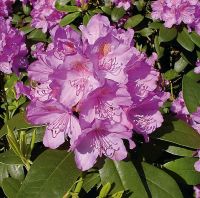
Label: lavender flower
xmin=0 ymin=17 xmax=28 ymax=74
xmin=24 ymin=14 xmax=169 ymax=170
xmin=111 ymin=0 xmax=132 ymax=10
xmin=31 ymin=0 xmax=64 ymax=33
xmin=151 ymin=0 xmax=200 ymax=35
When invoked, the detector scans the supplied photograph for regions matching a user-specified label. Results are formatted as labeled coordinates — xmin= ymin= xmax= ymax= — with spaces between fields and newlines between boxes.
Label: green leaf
xmin=174 ymin=57 xmax=188 ymax=73
xmin=124 ymin=14 xmax=144 ymax=29
xmin=0 ymin=163 xmax=9 ymax=186
xmin=55 ymin=2 xmax=81 ymax=12
xmin=152 ymin=116 xmax=200 ymax=149
xmin=164 ymin=69 xmax=179 ymax=80
xmin=190 ymin=31 xmax=200 ymax=48
xmin=20 ymin=25 xmax=34 ymax=34
xmin=111 ymin=7 xmax=125 ymax=22
xmin=164 ymin=158 xmax=200 ymax=185
xmin=99 ymin=159 xmax=148 ymax=197
xmin=154 ymin=35 xmax=164 ymax=59
xmin=8 ymin=165 xmax=24 ymax=181
xmin=16 ymin=150 xmax=81 ymax=198
xmin=101 ymin=6 xmax=112 ymax=15
xmin=83 ymin=172 xmax=100 ymax=193
xmin=182 ymin=75 xmax=200 ymax=113
xmin=159 ymin=26 xmax=177 ymax=42
xmin=27 ymin=29 xmax=47 ymax=42
xmin=0 ymin=150 xmax=22 ymax=165
xmin=177 ymin=28 xmax=195 ymax=52
xmin=148 ymin=22 xmax=162 ymax=29
xmin=83 ymin=13 xmax=91 ymax=26
xmin=60 ymin=12 xmax=81 ymax=26
xmin=2 ymin=178 xmax=21 ymax=198
xmin=0 ymin=112 xmax=31 ymax=138
xmin=137 ymin=28 xmax=154 ymax=37
xmin=141 ymin=162 xmax=183 ymax=198
xmin=165 ymin=145 xmax=194 ymax=157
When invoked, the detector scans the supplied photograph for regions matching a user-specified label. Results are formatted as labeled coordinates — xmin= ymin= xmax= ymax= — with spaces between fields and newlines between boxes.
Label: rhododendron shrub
xmin=1 ymin=0 xmax=200 ymax=197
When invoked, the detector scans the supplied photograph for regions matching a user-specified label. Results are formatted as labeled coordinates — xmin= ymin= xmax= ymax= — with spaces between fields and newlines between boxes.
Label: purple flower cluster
xmin=151 ymin=0 xmax=200 ymax=35
xmin=30 ymin=0 xmax=64 ymax=33
xmin=16 ymin=14 xmax=169 ymax=170
xmin=111 ymin=0 xmax=132 ymax=10
xmin=0 ymin=0 xmax=15 ymax=17
xmin=0 ymin=17 xmax=28 ymax=74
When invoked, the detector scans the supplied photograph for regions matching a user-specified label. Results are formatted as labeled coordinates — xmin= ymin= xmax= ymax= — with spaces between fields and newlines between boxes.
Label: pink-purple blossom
xmin=30 ymin=0 xmax=64 ymax=33
xmin=111 ymin=0 xmax=132 ymax=10
xmin=0 ymin=0 xmax=15 ymax=17
xmin=151 ymin=0 xmax=200 ymax=35
xmin=0 ymin=17 xmax=28 ymax=74
xmin=19 ymin=14 xmax=169 ymax=170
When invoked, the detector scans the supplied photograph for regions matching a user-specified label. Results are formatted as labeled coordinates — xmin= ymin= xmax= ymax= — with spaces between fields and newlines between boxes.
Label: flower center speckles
xmin=135 ymin=115 xmax=156 ymax=132
xmin=70 ymin=78 xmax=88 ymax=96
xmin=99 ymin=57 xmax=122 ymax=75
xmin=47 ymin=113 xmax=68 ymax=138
xmin=93 ymin=130 xmax=120 ymax=157
xmin=95 ymin=99 xmax=120 ymax=120
xmin=99 ymin=43 xmax=111 ymax=57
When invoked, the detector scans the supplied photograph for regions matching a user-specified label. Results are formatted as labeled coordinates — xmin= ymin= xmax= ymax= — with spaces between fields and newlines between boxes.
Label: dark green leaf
xmin=2 ymin=178 xmax=21 ymax=198
xmin=0 ymin=112 xmax=31 ymax=138
xmin=27 ymin=29 xmax=47 ymax=42
xmin=0 ymin=164 xmax=9 ymax=186
xmin=60 ymin=12 xmax=81 ymax=26
xmin=83 ymin=13 xmax=91 ymax=26
xmin=124 ymin=14 xmax=144 ymax=29
xmin=177 ymin=28 xmax=195 ymax=52
xmin=164 ymin=158 xmax=200 ymax=185
xmin=55 ymin=2 xmax=81 ymax=12
xmin=141 ymin=162 xmax=183 ymax=198
xmin=154 ymin=36 xmax=164 ymax=59
xmin=0 ymin=150 xmax=22 ymax=165
xmin=8 ymin=165 xmax=24 ymax=181
xmin=164 ymin=69 xmax=179 ymax=80
xmin=83 ymin=172 xmax=100 ymax=193
xmin=16 ymin=150 xmax=81 ymax=198
xmin=190 ymin=31 xmax=200 ymax=48
xmin=111 ymin=7 xmax=125 ymax=22
xmin=159 ymin=26 xmax=177 ymax=42
xmin=137 ymin=28 xmax=154 ymax=37
xmin=20 ymin=25 xmax=34 ymax=34
xmin=165 ymin=146 xmax=194 ymax=157
xmin=101 ymin=6 xmax=112 ymax=15
xmin=174 ymin=57 xmax=188 ymax=73
xmin=152 ymin=116 xmax=200 ymax=149
xmin=183 ymin=75 xmax=200 ymax=113
xmin=99 ymin=159 xmax=148 ymax=197
xmin=149 ymin=22 xmax=162 ymax=29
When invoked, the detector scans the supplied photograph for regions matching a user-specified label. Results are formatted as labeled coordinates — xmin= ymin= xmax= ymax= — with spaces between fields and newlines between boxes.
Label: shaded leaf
xmin=60 ymin=12 xmax=81 ymax=26
xmin=165 ymin=145 xmax=194 ymax=157
xmin=16 ymin=150 xmax=81 ymax=198
xmin=124 ymin=14 xmax=144 ymax=29
xmin=152 ymin=116 xmax=200 ymax=149
xmin=0 ymin=163 xmax=9 ymax=186
xmin=159 ymin=26 xmax=177 ymax=42
xmin=164 ymin=158 xmax=200 ymax=185
xmin=27 ymin=29 xmax=47 ymax=42
xmin=190 ymin=31 xmax=200 ymax=48
xmin=99 ymin=159 xmax=148 ymax=197
xmin=174 ymin=57 xmax=188 ymax=73
xmin=2 ymin=178 xmax=21 ymax=198
xmin=0 ymin=112 xmax=31 ymax=138
xmin=83 ymin=172 xmax=100 ymax=193
xmin=141 ymin=162 xmax=183 ymax=198
xmin=177 ymin=28 xmax=195 ymax=52
xmin=183 ymin=75 xmax=200 ymax=113
xmin=0 ymin=150 xmax=22 ymax=165
xmin=111 ymin=7 xmax=125 ymax=22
